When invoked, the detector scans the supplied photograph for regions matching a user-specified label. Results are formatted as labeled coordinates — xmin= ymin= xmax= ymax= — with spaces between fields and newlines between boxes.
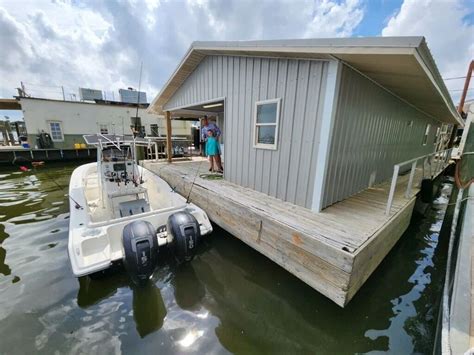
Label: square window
xmin=254 ymin=99 xmax=281 ymax=150
xmin=257 ymin=103 xmax=278 ymax=124
xmin=257 ymin=125 xmax=276 ymax=145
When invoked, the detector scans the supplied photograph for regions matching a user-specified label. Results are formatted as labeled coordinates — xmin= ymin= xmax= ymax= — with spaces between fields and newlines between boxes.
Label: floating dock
xmin=0 ymin=147 xmax=97 ymax=165
xmin=143 ymin=158 xmax=448 ymax=307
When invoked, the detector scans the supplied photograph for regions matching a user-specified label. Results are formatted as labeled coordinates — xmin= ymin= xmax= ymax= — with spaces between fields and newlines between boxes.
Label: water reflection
xmin=172 ymin=264 xmax=205 ymax=311
xmin=0 ymin=246 xmax=11 ymax=276
xmin=0 ymin=163 xmax=456 ymax=354
xmin=77 ymin=273 xmax=128 ymax=308
xmin=77 ymin=273 xmax=167 ymax=338
xmin=190 ymin=236 xmax=343 ymax=353
xmin=132 ymin=283 xmax=167 ymax=337
xmin=364 ymin=182 xmax=453 ymax=353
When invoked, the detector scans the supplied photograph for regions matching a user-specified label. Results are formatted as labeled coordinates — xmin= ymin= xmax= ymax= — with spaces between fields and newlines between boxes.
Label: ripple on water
xmin=0 ymin=164 xmax=456 ymax=354
xmin=363 ymin=182 xmax=453 ymax=354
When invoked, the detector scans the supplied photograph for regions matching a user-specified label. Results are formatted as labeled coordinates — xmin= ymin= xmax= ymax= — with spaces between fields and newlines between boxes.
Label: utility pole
xmin=458 ymin=60 xmax=473 ymax=114
xmin=448 ymin=60 xmax=473 ymax=147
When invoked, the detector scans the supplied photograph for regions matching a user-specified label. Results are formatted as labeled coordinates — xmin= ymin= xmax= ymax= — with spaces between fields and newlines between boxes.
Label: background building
xmin=18 ymin=96 xmax=192 ymax=149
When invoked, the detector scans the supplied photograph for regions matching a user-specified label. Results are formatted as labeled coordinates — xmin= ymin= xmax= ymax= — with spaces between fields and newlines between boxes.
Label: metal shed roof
xmin=148 ymin=37 xmax=463 ymax=125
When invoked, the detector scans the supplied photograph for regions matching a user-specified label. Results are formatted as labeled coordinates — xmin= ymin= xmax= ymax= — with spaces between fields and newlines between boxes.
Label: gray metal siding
xmin=322 ymin=65 xmax=441 ymax=208
xmin=165 ymin=55 xmax=329 ymax=208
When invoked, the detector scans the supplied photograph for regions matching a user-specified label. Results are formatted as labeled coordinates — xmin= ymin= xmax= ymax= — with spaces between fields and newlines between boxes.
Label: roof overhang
xmin=148 ymin=37 xmax=463 ymax=126
xmin=0 ymin=98 xmax=21 ymax=110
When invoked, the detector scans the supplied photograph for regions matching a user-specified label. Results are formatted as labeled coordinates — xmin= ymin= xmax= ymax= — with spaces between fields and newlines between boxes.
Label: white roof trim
xmin=148 ymin=37 xmax=462 ymax=126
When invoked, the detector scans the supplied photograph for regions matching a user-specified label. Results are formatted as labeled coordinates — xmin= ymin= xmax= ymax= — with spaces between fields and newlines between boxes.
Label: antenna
xmin=135 ymin=62 xmax=145 ymax=184
xmin=134 ymin=62 xmax=143 ymax=138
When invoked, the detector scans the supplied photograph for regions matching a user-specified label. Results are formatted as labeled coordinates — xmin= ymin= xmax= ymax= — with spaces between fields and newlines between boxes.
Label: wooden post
xmin=166 ymin=111 xmax=172 ymax=163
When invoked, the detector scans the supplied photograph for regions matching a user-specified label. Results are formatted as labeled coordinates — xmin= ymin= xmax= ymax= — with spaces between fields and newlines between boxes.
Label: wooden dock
xmin=143 ymin=158 xmax=432 ymax=307
xmin=0 ymin=147 xmax=97 ymax=165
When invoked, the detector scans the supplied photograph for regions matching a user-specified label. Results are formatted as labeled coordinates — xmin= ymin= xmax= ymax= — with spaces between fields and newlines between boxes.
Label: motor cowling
xmin=122 ymin=220 xmax=159 ymax=286
xmin=167 ymin=211 xmax=200 ymax=263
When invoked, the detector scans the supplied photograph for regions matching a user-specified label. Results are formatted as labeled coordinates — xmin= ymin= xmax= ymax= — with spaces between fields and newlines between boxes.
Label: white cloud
xmin=1 ymin=0 xmax=470 ymax=114
xmin=382 ymin=0 xmax=474 ymax=104
xmin=305 ymin=0 xmax=364 ymax=37
xmin=0 ymin=1 xmax=128 ymax=100
xmin=0 ymin=0 xmax=364 ymax=105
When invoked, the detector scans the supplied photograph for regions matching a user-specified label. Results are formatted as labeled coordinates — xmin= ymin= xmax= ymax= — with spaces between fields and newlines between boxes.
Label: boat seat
xmin=118 ymin=198 xmax=150 ymax=217
xmin=108 ymin=186 xmax=147 ymax=199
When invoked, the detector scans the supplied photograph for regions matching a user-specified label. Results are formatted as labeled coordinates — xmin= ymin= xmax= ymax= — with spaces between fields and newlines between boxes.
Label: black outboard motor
xmin=167 ymin=212 xmax=200 ymax=263
xmin=122 ymin=220 xmax=159 ymax=286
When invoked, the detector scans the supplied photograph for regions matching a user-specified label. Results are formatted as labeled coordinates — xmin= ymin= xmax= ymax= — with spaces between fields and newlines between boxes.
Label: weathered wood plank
xmin=156 ymin=164 xmax=354 ymax=271
xmin=346 ymin=199 xmax=415 ymax=303
xmin=143 ymin=159 xmax=426 ymax=307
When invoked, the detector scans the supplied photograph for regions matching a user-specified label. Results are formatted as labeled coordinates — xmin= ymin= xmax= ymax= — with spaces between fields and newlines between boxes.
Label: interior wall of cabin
xmin=321 ymin=64 xmax=444 ymax=209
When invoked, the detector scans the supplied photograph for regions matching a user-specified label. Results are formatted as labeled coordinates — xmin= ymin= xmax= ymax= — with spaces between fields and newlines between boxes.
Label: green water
xmin=0 ymin=162 xmax=454 ymax=354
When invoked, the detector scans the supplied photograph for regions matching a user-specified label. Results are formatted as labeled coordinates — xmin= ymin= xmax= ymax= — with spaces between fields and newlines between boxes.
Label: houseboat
xmin=144 ymin=37 xmax=464 ymax=306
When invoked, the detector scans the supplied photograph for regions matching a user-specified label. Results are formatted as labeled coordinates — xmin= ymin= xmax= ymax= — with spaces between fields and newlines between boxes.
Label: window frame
xmin=99 ymin=124 xmax=108 ymax=135
xmin=150 ymin=124 xmax=159 ymax=137
xmin=422 ymin=123 xmax=431 ymax=146
xmin=253 ymin=98 xmax=281 ymax=150
xmin=433 ymin=126 xmax=440 ymax=145
xmin=48 ymin=120 xmax=64 ymax=142
xmin=440 ymin=123 xmax=449 ymax=134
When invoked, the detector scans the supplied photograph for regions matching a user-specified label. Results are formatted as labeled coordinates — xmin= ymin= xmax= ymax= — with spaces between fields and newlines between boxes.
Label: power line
xmin=443 ymin=76 xmax=468 ymax=81
xmin=449 ymin=88 xmax=474 ymax=92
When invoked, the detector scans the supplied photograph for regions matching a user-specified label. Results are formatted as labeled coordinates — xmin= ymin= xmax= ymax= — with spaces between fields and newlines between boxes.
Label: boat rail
xmin=385 ymin=148 xmax=453 ymax=215
xmin=145 ymin=139 xmax=197 ymax=161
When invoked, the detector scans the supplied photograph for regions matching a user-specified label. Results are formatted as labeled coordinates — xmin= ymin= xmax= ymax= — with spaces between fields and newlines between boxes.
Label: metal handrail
xmin=385 ymin=148 xmax=452 ymax=215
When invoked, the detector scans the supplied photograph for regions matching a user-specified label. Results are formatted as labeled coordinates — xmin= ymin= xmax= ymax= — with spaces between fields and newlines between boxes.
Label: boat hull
xmin=67 ymin=163 xmax=212 ymax=277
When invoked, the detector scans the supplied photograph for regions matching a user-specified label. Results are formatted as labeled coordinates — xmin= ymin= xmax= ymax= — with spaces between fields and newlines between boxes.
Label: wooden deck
xmin=143 ymin=158 xmax=428 ymax=307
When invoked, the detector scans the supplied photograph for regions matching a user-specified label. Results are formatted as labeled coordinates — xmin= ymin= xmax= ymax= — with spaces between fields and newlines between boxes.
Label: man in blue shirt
xmin=201 ymin=116 xmax=223 ymax=172
xmin=201 ymin=116 xmax=221 ymax=141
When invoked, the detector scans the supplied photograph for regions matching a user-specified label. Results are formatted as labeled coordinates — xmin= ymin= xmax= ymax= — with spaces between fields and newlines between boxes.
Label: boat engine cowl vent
xmin=167 ymin=211 xmax=201 ymax=263
xmin=122 ymin=220 xmax=159 ymax=286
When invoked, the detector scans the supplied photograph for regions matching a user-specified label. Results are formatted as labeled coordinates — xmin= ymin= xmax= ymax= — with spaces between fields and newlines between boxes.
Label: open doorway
xmin=170 ymin=99 xmax=225 ymax=163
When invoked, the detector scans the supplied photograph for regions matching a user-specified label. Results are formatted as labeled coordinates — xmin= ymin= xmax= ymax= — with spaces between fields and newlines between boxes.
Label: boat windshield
xmin=102 ymin=147 xmax=132 ymax=162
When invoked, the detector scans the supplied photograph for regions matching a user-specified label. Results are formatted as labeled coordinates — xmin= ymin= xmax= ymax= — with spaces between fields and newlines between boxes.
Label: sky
xmin=0 ymin=0 xmax=473 ymax=121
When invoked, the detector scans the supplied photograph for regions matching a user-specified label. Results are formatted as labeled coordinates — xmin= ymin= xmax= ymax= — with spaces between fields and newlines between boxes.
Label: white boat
xmin=68 ymin=134 xmax=212 ymax=283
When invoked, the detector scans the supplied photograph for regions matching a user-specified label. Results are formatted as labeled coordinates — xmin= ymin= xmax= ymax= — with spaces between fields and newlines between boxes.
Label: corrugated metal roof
xmin=148 ymin=37 xmax=462 ymax=126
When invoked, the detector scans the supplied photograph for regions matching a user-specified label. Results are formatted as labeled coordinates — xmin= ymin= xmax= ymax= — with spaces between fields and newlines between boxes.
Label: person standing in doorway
xmin=201 ymin=116 xmax=223 ymax=173
xmin=205 ymin=129 xmax=220 ymax=172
